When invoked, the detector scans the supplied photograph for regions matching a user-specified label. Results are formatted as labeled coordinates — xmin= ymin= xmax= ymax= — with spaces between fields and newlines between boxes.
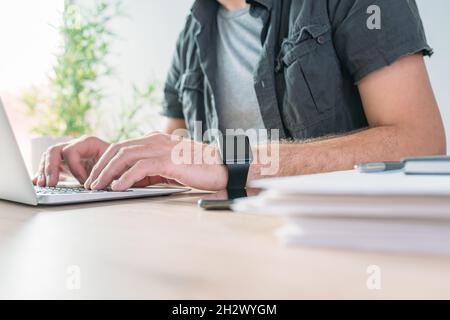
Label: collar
xmin=191 ymin=0 xmax=219 ymax=25
xmin=191 ymin=0 xmax=273 ymax=24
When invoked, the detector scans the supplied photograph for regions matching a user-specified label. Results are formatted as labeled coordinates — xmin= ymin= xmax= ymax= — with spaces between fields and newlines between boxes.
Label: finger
xmin=132 ymin=176 xmax=169 ymax=187
xmin=32 ymin=160 xmax=43 ymax=185
xmin=85 ymin=143 xmax=123 ymax=188
xmin=34 ymin=153 xmax=47 ymax=187
xmin=111 ymin=159 xmax=166 ymax=192
xmin=44 ymin=145 xmax=65 ymax=187
xmin=62 ymin=145 xmax=89 ymax=184
xmin=32 ymin=153 xmax=44 ymax=184
xmin=90 ymin=145 xmax=147 ymax=190
xmin=61 ymin=137 xmax=106 ymax=185
xmin=132 ymin=177 xmax=153 ymax=188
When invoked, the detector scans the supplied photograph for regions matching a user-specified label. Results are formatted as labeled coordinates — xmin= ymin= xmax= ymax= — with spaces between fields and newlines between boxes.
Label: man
xmin=34 ymin=0 xmax=446 ymax=192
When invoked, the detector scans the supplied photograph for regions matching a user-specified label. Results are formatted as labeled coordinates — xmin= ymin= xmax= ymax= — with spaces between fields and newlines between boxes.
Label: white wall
xmin=99 ymin=0 xmax=193 ymax=92
xmin=88 ymin=0 xmax=194 ymax=137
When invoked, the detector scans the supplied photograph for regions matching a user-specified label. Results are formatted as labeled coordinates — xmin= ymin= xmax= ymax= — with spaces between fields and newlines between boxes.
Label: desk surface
xmin=1 ymin=192 xmax=450 ymax=299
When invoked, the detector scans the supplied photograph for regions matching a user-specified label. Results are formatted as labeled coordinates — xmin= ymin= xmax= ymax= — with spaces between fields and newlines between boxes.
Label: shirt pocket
xmin=178 ymin=69 xmax=204 ymax=131
xmin=278 ymin=23 xmax=342 ymax=138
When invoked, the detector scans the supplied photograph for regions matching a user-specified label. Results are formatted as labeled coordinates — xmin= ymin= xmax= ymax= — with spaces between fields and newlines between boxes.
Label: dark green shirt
xmin=161 ymin=0 xmax=432 ymax=141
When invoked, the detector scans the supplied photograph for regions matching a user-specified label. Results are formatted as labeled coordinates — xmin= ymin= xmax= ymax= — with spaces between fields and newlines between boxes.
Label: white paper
xmin=276 ymin=218 xmax=450 ymax=255
xmin=251 ymin=170 xmax=450 ymax=196
xmin=232 ymin=192 xmax=450 ymax=219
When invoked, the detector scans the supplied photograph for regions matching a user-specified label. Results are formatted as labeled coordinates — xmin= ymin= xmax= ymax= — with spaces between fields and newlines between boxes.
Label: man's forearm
xmin=250 ymin=125 xmax=445 ymax=181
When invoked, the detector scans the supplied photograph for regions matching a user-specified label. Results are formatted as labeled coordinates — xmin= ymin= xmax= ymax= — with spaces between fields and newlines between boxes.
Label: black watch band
xmin=227 ymin=188 xmax=248 ymax=200
xmin=226 ymin=163 xmax=250 ymax=190
xmin=217 ymin=135 xmax=253 ymax=190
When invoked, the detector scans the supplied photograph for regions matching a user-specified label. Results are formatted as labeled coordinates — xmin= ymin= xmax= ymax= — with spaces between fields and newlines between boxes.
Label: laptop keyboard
xmin=35 ymin=186 xmax=108 ymax=195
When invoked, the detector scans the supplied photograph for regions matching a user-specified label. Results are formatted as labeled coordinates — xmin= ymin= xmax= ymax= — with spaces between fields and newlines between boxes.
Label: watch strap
xmin=226 ymin=162 xmax=250 ymax=190
xmin=227 ymin=188 xmax=248 ymax=200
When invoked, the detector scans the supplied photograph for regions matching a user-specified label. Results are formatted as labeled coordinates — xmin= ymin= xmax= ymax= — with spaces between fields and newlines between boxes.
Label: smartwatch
xmin=217 ymin=135 xmax=253 ymax=190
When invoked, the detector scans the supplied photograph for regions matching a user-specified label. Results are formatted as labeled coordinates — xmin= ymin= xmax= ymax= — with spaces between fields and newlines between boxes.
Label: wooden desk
xmin=1 ymin=192 xmax=450 ymax=299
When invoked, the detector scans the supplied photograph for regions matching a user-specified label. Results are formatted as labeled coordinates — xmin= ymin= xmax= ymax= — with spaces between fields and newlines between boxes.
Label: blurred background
xmin=0 ymin=0 xmax=449 ymax=173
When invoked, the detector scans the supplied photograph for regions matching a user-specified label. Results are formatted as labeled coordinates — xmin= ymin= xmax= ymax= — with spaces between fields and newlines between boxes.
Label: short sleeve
xmin=161 ymin=32 xmax=185 ymax=119
xmin=330 ymin=0 xmax=433 ymax=84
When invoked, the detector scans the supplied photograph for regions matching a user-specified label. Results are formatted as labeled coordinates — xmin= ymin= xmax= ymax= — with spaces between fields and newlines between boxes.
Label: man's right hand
xmin=32 ymin=136 xmax=110 ymax=187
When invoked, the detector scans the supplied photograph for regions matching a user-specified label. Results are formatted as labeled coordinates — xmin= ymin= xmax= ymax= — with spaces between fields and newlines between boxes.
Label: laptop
xmin=0 ymin=98 xmax=188 ymax=206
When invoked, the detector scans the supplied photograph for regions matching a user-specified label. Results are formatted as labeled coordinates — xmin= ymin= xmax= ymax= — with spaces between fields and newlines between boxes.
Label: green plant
xmin=23 ymin=0 xmax=122 ymax=137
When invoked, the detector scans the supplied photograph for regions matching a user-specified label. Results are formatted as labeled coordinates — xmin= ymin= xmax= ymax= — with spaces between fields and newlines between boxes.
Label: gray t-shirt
xmin=215 ymin=6 xmax=265 ymax=132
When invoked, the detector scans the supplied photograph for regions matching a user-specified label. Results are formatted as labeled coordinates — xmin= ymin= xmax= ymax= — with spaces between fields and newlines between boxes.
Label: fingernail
xmin=38 ymin=174 xmax=45 ymax=186
xmin=91 ymin=180 xmax=99 ymax=189
xmin=111 ymin=180 xmax=120 ymax=191
xmin=84 ymin=178 xmax=92 ymax=189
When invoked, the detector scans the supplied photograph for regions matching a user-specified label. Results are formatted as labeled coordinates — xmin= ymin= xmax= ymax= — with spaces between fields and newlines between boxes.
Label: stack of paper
xmin=233 ymin=170 xmax=450 ymax=255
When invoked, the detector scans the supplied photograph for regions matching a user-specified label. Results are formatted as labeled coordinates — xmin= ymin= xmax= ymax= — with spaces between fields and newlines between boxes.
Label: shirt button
xmin=317 ymin=36 xmax=326 ymax=44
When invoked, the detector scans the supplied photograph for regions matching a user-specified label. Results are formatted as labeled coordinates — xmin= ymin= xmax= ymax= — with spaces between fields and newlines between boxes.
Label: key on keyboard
xmin=35 ymin=187 xmax=107 ymax=195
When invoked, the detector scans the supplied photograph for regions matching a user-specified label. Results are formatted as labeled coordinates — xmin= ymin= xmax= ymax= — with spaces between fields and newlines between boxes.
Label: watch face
xmin=219 ymin=135 xmax=253 ymax=165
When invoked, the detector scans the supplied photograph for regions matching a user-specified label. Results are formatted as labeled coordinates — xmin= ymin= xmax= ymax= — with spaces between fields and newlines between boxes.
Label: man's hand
xmin=32 ymin=136 xmax=110 ymax=187
xmin=84 ymin=132 xmax=228 ymax=192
